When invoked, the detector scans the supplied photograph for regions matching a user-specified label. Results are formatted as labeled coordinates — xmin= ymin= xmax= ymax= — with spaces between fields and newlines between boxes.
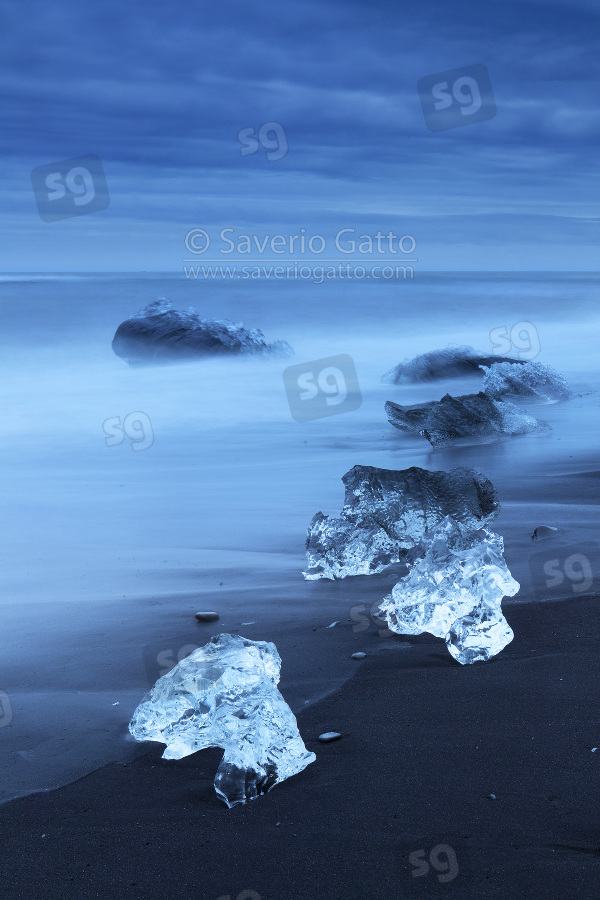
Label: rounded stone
xmin=195 ymin=611 xmax=219 ymax=622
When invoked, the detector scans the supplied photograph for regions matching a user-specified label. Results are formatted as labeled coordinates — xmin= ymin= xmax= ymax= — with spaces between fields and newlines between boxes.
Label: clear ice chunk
xmin=378 ymin=517 xmax=518 ymax=664
xmin=385 ymin=391 xmax=549 ymax=447
xmin=480 ymin=361 xmax=572 ymax=401
xmin=112 ymin=298 xmax=293 ymax=366
xmin=381 ymin=345 xmax=525 ymax=384
xmin=129 ymin=633 xmax=315 ymax=808
xmin=304 ymin=464 xmax=499 ymax=580
xmin=445 ymin=608 xmax=515 ymax=665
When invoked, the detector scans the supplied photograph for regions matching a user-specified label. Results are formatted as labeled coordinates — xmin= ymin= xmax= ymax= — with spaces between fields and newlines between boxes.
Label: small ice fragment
xmin=592 ymin=748 xmax=597 ymax=752
xmin=305 ymin=464 xmax=499 ymax=580
xmin=481 ymin=361 xmax=572 ymax=401
xmin=531 ymin=525 xmax=560 ymax=541
xmin=488 ymin=793 xmax=497 ymax=800
xmin=327 ymin=621 xmax=339 ymax=628
xmin=195 ymin=611 xmax=219 ymax=622
xmin=241 ymin=621 xmax=256 ymax=625
xmin=378 ymin=517 xmax=518 ymax=665
xmin=318 ymin=732 xmax=341 ymax=742
xmin=112 ymin=702 xmax=120 ymax=706
xmin=385 ymin=392 xmax=549 ymax=447
xmin=446 ymin=609 xmax=514 ymax=666
xmin=129 ymin=633 xmax=315 ymax=808
xmin=381 ymin=346 xmax=525 ymax=384
xmin=351 ymin=652 xmax=366 ymax=659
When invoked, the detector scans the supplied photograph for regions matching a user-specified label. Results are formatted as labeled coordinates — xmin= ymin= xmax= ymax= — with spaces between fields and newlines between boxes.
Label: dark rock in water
xmin=385 ymin=391 xmax=549 ymax=447
xmin=531 ymin=525 xmax=561 ymax=541
xmin=304 ymin=463 xmax=500 ymax=580
xmin=382 ymin=346 xmax=525 ymax=385
xmin=112 ymin=298 xmax=293 ymax=366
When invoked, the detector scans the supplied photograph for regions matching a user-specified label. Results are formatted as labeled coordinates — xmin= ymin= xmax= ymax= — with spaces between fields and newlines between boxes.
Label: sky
xmin=1 ymin=0 xmax=599 ymax=271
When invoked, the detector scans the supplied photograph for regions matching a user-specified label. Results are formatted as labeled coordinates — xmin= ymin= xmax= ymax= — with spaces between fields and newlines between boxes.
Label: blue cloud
xmin=1 ymin=0 xmax=598 ymax=269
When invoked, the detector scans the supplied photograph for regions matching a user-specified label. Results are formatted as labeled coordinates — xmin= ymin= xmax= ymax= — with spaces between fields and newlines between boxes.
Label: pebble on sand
xmin=195 ymin=611 xmax=220 ymax=622
xmin=531 ymin=525 xmax=560 ymax=541
xmin=319 ymin=732 xmax=342 ymax=743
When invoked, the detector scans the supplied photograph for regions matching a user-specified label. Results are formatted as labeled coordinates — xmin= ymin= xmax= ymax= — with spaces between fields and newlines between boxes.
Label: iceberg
xmin=382 ymin=346 xmax=525 ymax=384
xmin=378 ymin=517 xmax=518 ymax=664
xmin=385 ymin=391 xmax=549 ymax=447
xmin=304 ymin=464 xmax=499 ymax=580
xmin=480 ymin=360 xmax=572 ymax=401
xmin=129 ymin=633 xmax=315 ymax=808
xmin=112 ymin=298 xmax=293 ymax=366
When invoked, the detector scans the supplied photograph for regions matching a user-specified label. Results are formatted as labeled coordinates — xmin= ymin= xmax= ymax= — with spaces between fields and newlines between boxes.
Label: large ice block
xmin=112 ymin=298 xmax=293 ymax=366
xmin=385 ymin=391 xmax=549 ymax=447
xmin=382 ymin=345 xmax=525 ymax=384
xmin=481 ymin=361 xmax=572 ymax=401
xmin=378 ymin=517 xmax=518 ymax=664
xmin=304 ymin=464 xmax=499 ymax=580
xmin=129 ymin=634 xmax=315 ymax=808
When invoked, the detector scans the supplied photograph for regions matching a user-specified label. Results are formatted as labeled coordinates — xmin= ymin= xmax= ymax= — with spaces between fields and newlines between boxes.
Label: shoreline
xmin=1 ymin=593 xmax=599 ymax=899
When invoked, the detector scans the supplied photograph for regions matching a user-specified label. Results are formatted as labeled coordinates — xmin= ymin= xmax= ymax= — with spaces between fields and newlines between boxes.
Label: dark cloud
xmin=1 ymin=0 xmax=598 ymax=268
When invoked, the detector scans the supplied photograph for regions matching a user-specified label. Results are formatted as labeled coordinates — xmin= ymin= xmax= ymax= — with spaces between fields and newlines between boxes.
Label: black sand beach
xmin=1 ymin=594 xmax=599 ymax=900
